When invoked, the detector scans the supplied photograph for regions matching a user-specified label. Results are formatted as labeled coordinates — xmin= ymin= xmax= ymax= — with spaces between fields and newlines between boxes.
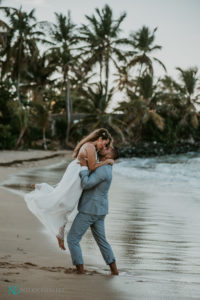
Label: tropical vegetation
xmin=0 ymin=4 xmax=199 ymax=150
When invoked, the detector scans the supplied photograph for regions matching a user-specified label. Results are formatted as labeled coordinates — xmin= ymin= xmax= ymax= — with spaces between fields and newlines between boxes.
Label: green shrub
xmin=0 ymin=124 xmax=16 ymax=149
xmin=55 ymin=117 xmax=67 ymax=140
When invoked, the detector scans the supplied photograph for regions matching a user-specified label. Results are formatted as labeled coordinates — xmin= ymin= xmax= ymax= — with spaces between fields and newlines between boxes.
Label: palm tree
xmin=176 ymin=67 xmax=200 ymax=129
xmin=176 ymin=67 xmax=199 ymax=102
xmin=48 ymin=11 xmax=79 ymax=145
xmin=15 ymin=105 xmax=29 ymax=148
xmin=157 ymin=75 xmax=186 ymax=118
xmin=48 ymin=12 xmax=79 ymax=88
xmin=24 ymin=51 xmax=56 ymax=102
xmin=0 ymin=7 xmax=52 ymax=148
xmin=116 ymin=73 xmax=164 ymax=142
xmin=159 ymin=68 xmax=200 ymax=129
xmin=113 ymin=63 xmax=132 ymax=92
xmin=0 ymin=14 xmax=13 ymax=78
xmin=127 ymin=26 xmax=166 ymax=77
xmin=0 ymin=7 xmax=48 ymax=102
xmin=71 ymin=82 xmax=127 ymax=143
xmin=153 ymin=69 xmax=200 ymax=143
xmin=0 ymin=18 xmax=10 ymax=52
xmin=79 ymin=4 xmax=127 ymax=98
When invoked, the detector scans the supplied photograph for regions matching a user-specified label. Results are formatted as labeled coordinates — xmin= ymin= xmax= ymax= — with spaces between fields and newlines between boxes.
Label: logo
xmin=8 ymin=285 xmax=20 ymax=295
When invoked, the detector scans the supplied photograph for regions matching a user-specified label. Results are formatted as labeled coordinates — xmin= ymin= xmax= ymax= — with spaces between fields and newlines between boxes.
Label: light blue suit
xmin=67 ymin=164 xmax=116 ymax=266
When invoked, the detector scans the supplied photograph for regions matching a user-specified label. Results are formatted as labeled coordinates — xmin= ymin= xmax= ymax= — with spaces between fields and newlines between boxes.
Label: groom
xmin=67 ymin=146 xmax=119 ymax=275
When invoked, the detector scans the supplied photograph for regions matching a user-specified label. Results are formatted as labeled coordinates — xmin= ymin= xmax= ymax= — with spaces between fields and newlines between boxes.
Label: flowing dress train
xmin=24 ymin=158 xmax=83 ymax=238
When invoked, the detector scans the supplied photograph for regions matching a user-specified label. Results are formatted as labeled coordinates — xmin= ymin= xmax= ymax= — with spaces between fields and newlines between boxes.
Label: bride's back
xmin=77 ymin=142 xmax=97 ymax=162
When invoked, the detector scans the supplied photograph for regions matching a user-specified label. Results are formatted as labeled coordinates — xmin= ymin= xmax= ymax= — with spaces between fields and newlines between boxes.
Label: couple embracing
xmin=25 ymin=128 xmax=119 ymax=275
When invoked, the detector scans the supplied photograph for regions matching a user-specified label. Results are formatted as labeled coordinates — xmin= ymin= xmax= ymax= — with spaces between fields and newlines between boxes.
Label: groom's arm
xmin=79 ymin=166 xmax=106 ymax=190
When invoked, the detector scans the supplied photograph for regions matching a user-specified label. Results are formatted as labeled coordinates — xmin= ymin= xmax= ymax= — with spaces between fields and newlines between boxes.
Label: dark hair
xmin=111 ymin=146 xmax=120 ymax=160
xmin=73 ymin=128 xmax=112 ymax=158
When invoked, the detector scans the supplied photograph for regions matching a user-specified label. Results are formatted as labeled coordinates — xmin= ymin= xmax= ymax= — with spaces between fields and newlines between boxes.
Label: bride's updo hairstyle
xmin=73 ymin=128 xmax=112 ymax=158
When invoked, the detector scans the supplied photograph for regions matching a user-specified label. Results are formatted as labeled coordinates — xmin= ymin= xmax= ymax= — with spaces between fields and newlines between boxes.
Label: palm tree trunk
xmin=62 ymin=70 xmax=67 ymax=93
xmin=134 ymin=62 xmax=143 ymax=94
xmin=65 ymin=77 xmax=71 ymax=146
xmin=17 ymin=74 xmax=21 ymax=103
xmin=105 ymin=59 xmax=109 ymax=99
xmin=43 ymin=127 xmax=47 ymax=150
xmin=108 ymin=116 xmax=127 ymax=144
xmin=15 ymin=127 xmax=26 ymax=149
xmin=100 ymin=60 xmax=103 ymax=85
xmin=105 ymin=43 xmax=110 ymax=99
xmin=16 ymin=43 xmax=22 ymax=104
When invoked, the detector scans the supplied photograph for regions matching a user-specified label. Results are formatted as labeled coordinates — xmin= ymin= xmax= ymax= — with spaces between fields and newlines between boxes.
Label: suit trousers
xmin=67 ymin=211 xmax=116 ymax=266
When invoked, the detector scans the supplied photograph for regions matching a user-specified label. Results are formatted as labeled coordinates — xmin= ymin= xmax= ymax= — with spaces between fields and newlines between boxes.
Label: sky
xmin=1 ymin=0 xmax=200 ymax=108
xmin=2 ymin=0 xmax=200 ymax=78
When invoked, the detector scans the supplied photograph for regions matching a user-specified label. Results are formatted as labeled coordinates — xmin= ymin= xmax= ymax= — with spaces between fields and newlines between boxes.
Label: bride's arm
xmin=85 ymin=144 xmax=112 ymax=171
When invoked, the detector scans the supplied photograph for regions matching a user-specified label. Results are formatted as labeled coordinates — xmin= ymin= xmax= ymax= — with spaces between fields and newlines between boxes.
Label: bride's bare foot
xmin=31 ymin=184 xmax=35 ymax=189
xmin=56 ymin=235 xmax=66 ymax=250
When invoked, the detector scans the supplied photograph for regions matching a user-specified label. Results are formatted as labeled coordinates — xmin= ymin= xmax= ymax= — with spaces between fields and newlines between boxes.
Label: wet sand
xmin=0 ymin=150 xmax=200 ymax=299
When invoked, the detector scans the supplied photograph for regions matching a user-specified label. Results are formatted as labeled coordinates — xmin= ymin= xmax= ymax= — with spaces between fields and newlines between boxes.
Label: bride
xmin=24 ymin=128 xmax=113 ymax=250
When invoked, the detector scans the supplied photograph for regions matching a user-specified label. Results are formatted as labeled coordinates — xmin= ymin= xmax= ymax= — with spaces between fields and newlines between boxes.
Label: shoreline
xmin=0 ymin=150 xmax=72 ymax=166
xmin=117 ymin=141 xmax=200 ymax=158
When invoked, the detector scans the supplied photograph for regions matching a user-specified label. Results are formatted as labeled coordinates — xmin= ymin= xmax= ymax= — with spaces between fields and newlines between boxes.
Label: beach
xmin=0 ymin=150 xmax=200 ymax=300
xmin=0 ymin=150 xmax=133 ymax=300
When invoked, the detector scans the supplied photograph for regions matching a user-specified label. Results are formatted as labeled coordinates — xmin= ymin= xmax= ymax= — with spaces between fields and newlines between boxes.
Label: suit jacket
xmin=78 ymin=164 xmax=112 ymax=215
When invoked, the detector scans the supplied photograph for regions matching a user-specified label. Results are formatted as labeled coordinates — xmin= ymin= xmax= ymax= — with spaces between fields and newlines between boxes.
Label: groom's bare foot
xmin=109 ymin=261 xmax=119 ymax=275
xmin=76 ymin=264 xmax=85 ymax=274
xmin=56 ymin=235 xmax=66 ymax=250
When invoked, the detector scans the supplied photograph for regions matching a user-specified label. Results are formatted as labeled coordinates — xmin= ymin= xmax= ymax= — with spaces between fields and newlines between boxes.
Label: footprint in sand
xmin=1 ymin=255 xmax=11 ymax=259
xmin=3 ymin=272 xmax=20 ymax=275
xmin=17 ymin=247 xmax=24 ymax=251
xmin=17 ymin=248 xmax=27 ymax=254
xmin=24 ymin=262 xmax=37 ymax=267
xmin=0 ymin=261 xmax=103 ymax=276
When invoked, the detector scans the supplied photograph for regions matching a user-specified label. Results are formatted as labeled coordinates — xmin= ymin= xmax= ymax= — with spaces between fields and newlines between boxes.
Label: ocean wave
xmin=113 ymin=152 xmax=200 ymax=187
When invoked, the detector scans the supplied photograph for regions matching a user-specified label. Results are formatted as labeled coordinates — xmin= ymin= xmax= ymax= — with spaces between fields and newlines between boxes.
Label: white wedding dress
xmin=24 ymin=144 xmax=94 ymax=239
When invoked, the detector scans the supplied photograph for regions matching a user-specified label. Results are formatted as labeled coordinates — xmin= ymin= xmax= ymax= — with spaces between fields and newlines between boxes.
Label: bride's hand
xmin=104 ymin=159 xmax=114 ymax=166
